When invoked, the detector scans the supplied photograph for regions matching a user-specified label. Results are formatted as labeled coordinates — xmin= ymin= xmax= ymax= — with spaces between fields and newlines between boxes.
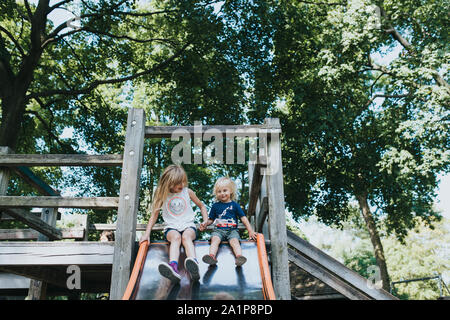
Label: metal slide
xmin=123 ymin=233 xmax=275 ymax=300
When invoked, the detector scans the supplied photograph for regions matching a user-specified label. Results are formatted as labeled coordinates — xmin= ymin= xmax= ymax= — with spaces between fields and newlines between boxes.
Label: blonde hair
xmin=213 ymin=177 xmax=237 ymax=201
xmin=152 ymin=165 xmax=188 ymax=212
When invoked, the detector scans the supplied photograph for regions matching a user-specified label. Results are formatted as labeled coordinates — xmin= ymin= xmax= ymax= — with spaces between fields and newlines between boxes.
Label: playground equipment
xmin=0 ymin=108 xmax=396 ymax=300
xmin=122 ymin=234 xmax=275 ymax=300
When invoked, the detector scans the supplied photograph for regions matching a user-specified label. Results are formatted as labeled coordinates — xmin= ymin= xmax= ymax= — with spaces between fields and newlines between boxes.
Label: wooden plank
xmin=13 ymin=166 xmax=60 ymax=196
xmin=0 ymin=228 xmax=84 ymax=240
xmin=145 ymin=124 xmax=281 ymax=138
xmin=264 ymin=118 xmax=291 ymax=300
xmin=0 ymin=196 xmax=119 ymax=209
xmin=0 ymin=154 xmax=123 ymax=167
xmin=0 ymin=242 xmax=114 ymax=266
xmin=287 ymin=230 xmax=397 ymax=300
xmin=1 ymin=208 xmax=62 ymax=240
xmin=110 ymin=108 xmax=145 ymax=300
xmin=288 ymin=248 xmax=370 ymax=300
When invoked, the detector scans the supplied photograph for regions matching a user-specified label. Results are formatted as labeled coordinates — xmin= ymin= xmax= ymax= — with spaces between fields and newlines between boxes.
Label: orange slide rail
xmin=122 ymin=240 xmax=149 ymax=300
xmin=256 ymin=233 xmax=276 ymax=300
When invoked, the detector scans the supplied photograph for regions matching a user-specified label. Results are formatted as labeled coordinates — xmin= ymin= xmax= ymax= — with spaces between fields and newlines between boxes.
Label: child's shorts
xmin=211 ymin=228 xmax=240 ymax=241
xmin=164 ymin=226 xmax=197 ymax=240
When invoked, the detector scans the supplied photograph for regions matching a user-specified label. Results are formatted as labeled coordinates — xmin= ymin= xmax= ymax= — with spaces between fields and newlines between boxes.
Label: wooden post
xmin=264 ymin=118 xmax=291 ymax=300
xmin=0 ymin=147 xmax=13 ymax=194
xmin=27 ymin=206 xmax=59 ymax=300
xmin=80 ymin=214 xmax=90 ymax=241
xmin=110 ymin=108 xmax=145 ymax=300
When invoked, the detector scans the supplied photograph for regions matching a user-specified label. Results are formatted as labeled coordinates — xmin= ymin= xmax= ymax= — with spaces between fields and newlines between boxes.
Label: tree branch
xmin=24 ymin=0 xmax=34 ymax=21
xmin=0 ymin=25 xmax=26 ymax=57
xmin=297 ymin=0 xmax=345 ymax=5
xmin=25 ymin=108 xmax=76 ymax=153
xmin=380 ymin=6 xmax=449 ymax=89
xmin=365 ymin=93 xmax=411 ymax=108
xmin=0 ymin=35 xmax=15 ymax=96
xmin=48 ymin=0 xmax=72 ymax=13
xmin=28 ymin=42 xmax=191 ymax=100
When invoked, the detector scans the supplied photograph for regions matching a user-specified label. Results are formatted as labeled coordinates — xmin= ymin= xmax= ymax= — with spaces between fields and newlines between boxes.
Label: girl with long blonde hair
xmin=140 ymin=164 xmax=208 ymax=283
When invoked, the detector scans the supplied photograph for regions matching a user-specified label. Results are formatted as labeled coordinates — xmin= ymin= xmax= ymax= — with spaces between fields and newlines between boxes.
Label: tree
xmin=268 ymin=0 xmax=449 ymax=291
xmin=0 ymin=0 xmax=232 ymax=152
xmin=0 ymin=0 xmax=269 ymax=227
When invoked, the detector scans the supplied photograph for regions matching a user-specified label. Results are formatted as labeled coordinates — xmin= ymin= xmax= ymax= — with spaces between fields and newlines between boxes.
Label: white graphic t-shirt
xmin=161 ymin=187 xmax=196 ymax=232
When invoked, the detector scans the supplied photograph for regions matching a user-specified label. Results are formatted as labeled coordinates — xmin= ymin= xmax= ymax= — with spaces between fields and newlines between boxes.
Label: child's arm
xmin=241 ymin=216 xmax=257 ymax=240
xmin=139 ymin=207 xmax=159 ymax=244
xmin=188 ymin=188 xmax=209 ymax=228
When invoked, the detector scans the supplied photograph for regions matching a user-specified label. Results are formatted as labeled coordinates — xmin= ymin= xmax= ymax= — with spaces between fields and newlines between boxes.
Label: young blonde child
xmin=199 ymin=177 xmax=257 ymax=266
xmin=140 ymin=164 xmax=208 ymax=283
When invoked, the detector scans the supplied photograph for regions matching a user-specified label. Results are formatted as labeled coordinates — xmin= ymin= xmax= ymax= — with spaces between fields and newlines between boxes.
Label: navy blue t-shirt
xmin=209 ymin=201 xmax=245 ymax=229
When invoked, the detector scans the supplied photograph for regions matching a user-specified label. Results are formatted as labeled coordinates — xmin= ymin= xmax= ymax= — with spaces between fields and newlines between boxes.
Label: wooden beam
xmin=110 ymin=108 xmax=145 ymax=300
xmin=0 ymin=228 xmax=84 ymax=240
xmin=13 ymin=166 xmax=60 ymax=196
xmin=0 ymin=196 xmax=119 ymax=209
xmin=1 ymin=208 xmax=62 ymax=240
xmin=287 ymin=230 xmax=397 ymax=300
xmin=248 ymin=163 xmax=263 ymax=217
xmin=0 ymin=154 xmax=123 ymax=167
xmin=256 ymin=197 xmax=269 ymax=233
xmin=0 ymin=242 xmax=114 ymax=266
xmin=288 ymin=248 xmax=370 ymax=300
xmin=0 ymin=211 xmax=41 ymax=221
xmin=145 ymin=124 xmax=281 ymax=138
xmin=264 ymin=118 xmax=291 ymax=300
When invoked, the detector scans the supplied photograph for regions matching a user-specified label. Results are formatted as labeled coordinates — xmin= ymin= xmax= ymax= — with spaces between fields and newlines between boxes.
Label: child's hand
xmin=248 ymin=230 xmax=257 ymax=241
xmin=199 ymin=221 xmax=207 ymax=231
xmin=139 ymin=232 xmax=150 ymax=245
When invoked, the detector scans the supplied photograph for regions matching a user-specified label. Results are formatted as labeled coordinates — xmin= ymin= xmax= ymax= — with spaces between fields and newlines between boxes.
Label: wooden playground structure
xmin=0 ymin=108 xmax=396 ymax=300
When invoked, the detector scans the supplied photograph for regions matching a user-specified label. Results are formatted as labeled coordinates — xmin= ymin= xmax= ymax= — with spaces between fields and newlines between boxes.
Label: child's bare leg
xmin=181 ymin=228 xmax=196 ymax=258
xmin=166 ymin=230 xmax=182 ymax=262
xmin=230 ymin=237 xmax=247 ymax=266
xmin=229 ymin=238 xmax=242 ymax=257
xmin=182 ymin=228 xmax=200 ymax=281
xmin=209 ymin=236 xmax=221 ymax=257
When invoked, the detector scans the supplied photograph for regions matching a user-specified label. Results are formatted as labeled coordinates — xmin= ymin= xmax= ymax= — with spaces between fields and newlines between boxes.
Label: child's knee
xmin=211 ymin=235 xmax=222 ymax=244
xmin=181 ymin=229 xmax=195 ymax=242
xmin=229 ymin=237 xmax=240 ymax=245
xmin=167 ymin=231 xmax=181 ymax=243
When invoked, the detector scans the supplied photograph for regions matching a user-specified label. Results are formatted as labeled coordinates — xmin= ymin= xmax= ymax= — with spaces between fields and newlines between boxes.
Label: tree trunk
xmin=0 ymin=94 xmax=28 ymax=149
xmin=356 ymin=192 xmax=391 ymax=292
xmin=0 ymin=0 xmax=49 ymax=149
